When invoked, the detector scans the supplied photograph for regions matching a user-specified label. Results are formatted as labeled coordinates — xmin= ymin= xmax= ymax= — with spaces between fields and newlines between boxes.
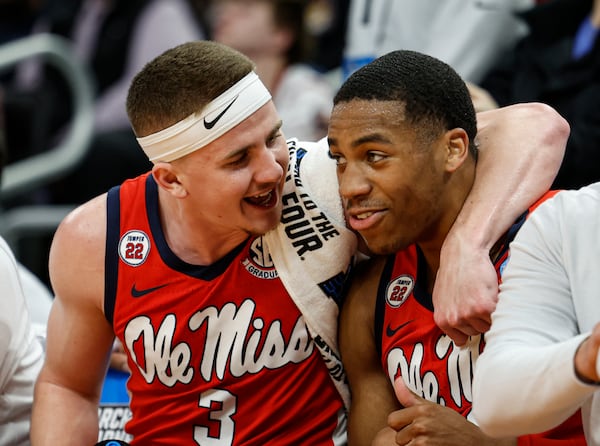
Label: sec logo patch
xmin=242 ymin=237 xmax=278 ymax=279
xmin=118 ymin=230 xmax=150 ymax=266
xmin=385 ymin=274 xmax=414 ymax=308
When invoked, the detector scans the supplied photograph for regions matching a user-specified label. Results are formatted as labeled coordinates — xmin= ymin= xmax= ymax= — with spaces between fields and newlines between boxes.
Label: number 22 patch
xmin=118 ymin=230 xmax=151 ymax=267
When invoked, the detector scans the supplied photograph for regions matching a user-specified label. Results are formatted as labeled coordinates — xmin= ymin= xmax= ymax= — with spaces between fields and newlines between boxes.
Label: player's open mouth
xmin=346 ymin=207 xmax=385 ymax=232
xmin=245 ymin=190 xmax=276 ymax=207
xmin=356 ymin=211 xmax=374 ymax=220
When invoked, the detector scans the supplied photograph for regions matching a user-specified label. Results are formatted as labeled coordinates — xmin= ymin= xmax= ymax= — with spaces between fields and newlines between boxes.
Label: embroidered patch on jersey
xmin=118 ymin=230 xmax=151 ymax=267
xmin=242 ymin=237 xmax=279 ymax=279
xmin=385 ymin=274 xmax=414 ymax=308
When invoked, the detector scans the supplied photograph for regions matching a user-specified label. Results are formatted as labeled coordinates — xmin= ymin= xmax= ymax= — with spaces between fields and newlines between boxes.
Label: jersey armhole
xmin=374 ymin=255 xmax=396 ymax=359
xmin=104 ymin=185 xmax=121 ymax=325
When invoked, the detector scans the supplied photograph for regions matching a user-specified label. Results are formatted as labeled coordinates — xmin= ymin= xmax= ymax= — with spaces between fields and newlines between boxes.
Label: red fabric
xmin=379 ymin=190 xmax=584 ymax=444
xmin=108 ymin=173 xmax=344 ymax=445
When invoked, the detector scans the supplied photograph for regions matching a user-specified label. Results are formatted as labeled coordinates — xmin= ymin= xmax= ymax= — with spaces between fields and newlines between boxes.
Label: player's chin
xmin=363 ymin=236 xmax=407 ymax=256
xmin=246 ymin=213 xmax=281 ymax=236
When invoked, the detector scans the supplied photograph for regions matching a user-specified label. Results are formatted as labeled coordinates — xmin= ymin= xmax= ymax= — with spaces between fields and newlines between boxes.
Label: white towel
xmin=265 ymin=138 xmax=357 ymax=409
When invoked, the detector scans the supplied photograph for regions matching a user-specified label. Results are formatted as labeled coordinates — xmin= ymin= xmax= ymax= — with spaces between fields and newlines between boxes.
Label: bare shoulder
xmin=49 ymin=194 xmax=107 ymax=308
xmin=52 ymin=194 xmax=107 ymax=253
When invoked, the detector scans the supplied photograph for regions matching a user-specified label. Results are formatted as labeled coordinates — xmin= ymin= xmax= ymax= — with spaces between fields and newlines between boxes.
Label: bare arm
xmin=31 ymin=195 xmax=115 ymax=445
xmin=339 ymin=257 xmax=399 ymax=446
xmin=434 ymin=103 xmax=569 ymax=345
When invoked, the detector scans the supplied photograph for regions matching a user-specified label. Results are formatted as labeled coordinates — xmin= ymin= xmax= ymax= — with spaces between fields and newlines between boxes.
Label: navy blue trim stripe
xmin=104 ymin=185 xmax=121 ymax=325
xmin=492 ymin=210 xmax=528 ymax=267
xmin=374 ymin=255 xmax=395 ymax=359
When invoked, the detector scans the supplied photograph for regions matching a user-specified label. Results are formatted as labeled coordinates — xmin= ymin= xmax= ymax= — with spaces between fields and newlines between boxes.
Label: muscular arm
xmin=31 ymin=195 xmax=115 ymax=445
xmin=339 ymin=257 xmax=398 ymax=446
xmin=434 ymin=103 xmax=569 ymax=345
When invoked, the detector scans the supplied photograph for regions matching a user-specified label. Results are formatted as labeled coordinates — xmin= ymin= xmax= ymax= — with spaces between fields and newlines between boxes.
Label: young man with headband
xmin=31 ymin=41 xmax=568 ymax=445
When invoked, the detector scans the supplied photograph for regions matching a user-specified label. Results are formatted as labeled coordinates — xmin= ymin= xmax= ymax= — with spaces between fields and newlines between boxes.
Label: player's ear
xmin=444 ymin=127 xmax=470 ymax=173
xmin=152 ymin=162 xmax=188 ymax=198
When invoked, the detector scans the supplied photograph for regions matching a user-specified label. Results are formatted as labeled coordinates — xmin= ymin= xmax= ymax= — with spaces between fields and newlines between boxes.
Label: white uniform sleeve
xmin=473 ymin=187 xmax=600 ymax=437
xmin=0 ymin=238 xmax=30 ymax=390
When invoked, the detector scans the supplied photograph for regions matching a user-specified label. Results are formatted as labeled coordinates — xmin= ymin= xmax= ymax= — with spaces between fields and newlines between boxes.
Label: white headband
xmin=137 ymin=71 xmax=272 ymax=162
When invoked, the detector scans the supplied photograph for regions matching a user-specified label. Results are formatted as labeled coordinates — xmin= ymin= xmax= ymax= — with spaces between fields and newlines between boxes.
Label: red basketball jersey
xmin=376 ymin=191 xmax=585 ymax=444
xmin=104 ymin=173 xmax=345 ymax=445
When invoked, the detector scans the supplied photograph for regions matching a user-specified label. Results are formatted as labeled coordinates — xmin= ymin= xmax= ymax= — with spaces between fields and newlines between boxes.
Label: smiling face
xmin=164 ymin=101 xmax=289 ymax=241
xmin=328 ymin=99 xmax=454 ymax=255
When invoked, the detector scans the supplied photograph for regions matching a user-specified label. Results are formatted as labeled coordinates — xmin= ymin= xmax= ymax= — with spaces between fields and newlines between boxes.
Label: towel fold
xmin=265 ymin=138 xmax=357 ymax=409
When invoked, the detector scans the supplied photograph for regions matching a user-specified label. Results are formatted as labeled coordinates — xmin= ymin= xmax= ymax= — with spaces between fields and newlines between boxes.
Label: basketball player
xmin=31 ymin=41 xmax=568 ymax=445
xmin=334 ymin=50 xmax=585 ymax=445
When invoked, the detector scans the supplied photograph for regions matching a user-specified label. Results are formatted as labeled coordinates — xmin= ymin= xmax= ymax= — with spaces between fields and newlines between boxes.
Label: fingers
xmin=372 ymin=427 xmax=402 ymax=446
xmin=389 ymin=379 xmax=431 ymax=445
xmin=110 ymin=351 xmax=130 ymax=373
xmin=393 ymin=377 xmax=430 ymax=407
xmin=447 ymin=330 xmax=469 ymax=347
xmin=435 ymin=311 xmax=492 ymax=346
xmin=109 ymin=340 xmax=130 ymax=373
xmin=394 ymin=377 xmax=417 ymax=407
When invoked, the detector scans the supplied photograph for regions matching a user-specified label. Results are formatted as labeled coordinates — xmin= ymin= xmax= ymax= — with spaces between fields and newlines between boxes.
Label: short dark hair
xmin=334 ymin=50 xmax=477 ymax=157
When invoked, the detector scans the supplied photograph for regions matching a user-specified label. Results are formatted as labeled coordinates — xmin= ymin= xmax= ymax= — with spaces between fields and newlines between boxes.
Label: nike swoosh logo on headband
xmin=203 ymin=96 xmax=239 ymax=129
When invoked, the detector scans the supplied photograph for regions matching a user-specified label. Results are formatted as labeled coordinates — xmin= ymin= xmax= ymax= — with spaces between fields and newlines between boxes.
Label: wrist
xmin=442 ymin=224 xmax=491 ymax=256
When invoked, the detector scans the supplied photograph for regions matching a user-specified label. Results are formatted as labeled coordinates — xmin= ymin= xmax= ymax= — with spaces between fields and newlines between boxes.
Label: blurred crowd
xmin=0 ymin=0 xmax=598 ymax=294
xmin=1 ymin=0 xmax=599 ymax=443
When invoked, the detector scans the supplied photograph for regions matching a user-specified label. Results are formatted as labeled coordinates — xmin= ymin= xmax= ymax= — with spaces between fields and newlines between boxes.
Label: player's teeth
xmin=357 ymin=212 xmax=373 ymax=219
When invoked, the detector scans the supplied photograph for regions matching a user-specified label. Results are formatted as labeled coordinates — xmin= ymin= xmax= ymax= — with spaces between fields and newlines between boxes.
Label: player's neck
xmin=158 ymin=192 xmax=249 ymax=266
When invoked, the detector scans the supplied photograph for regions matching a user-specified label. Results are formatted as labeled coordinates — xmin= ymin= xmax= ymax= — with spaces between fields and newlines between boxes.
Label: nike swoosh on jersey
xmin=386 ymin=319 xmax=414 ymax=337
xmin=203 ymin=96 xmax=239 ymax=129
xmin=130 ymin=283 xmax=168 ymax=298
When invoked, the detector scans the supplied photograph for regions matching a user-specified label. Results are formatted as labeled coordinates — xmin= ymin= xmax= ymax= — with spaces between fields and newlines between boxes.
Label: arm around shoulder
xmin=434 ymin=103 xmax=570 ymax=345
xmin=477 ymin=102 xmax=569 ymax=197
xmin=461 ymin=102 xmax=569 ymax=252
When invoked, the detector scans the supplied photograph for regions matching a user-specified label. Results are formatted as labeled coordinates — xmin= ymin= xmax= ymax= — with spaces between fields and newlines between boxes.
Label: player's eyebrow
xmin=328 ymin=133 xmax=392 ymax=149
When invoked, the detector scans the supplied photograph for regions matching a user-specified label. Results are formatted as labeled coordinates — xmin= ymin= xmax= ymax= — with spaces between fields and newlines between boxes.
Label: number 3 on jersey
xmin=194 ymin=389 xmax=237 ymax=445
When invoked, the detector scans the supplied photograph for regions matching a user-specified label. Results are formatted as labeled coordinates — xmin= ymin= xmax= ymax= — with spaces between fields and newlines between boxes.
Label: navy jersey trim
xmin=491 ymin=210 xmax=528 ymax=267
xmin=374 ymin=254 xmax=396 ymax=359
xmin=413 ymin=246 xmax=433 ymax=312
xmin=145 ymin=175 xmax=247 ymax=280
xmin=105 ymin=185 xmax=121 ymax=325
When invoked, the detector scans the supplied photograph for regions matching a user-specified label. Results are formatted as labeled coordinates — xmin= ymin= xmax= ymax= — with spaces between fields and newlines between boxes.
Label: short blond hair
xmin=126 ymin=41 xmax=255 ymax=137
